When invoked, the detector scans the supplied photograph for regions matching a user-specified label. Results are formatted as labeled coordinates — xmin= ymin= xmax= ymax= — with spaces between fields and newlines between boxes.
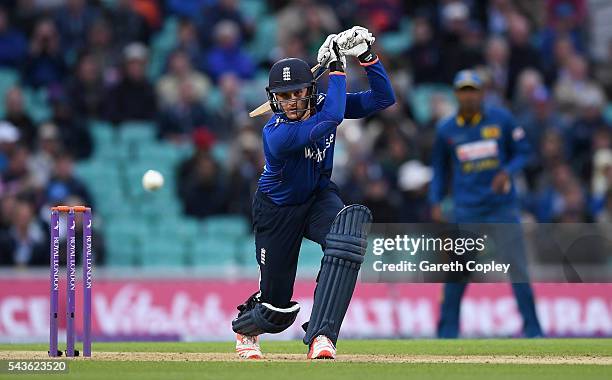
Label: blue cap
xmin=453 ymin=70 xmax=482 ymax=90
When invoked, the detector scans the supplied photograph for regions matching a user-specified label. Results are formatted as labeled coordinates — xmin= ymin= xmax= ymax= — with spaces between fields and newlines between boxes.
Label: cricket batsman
xmin=231 ymin=26 xmax=395 ymax=359
xmin=429 ymin=70 xmax=543 ymax=338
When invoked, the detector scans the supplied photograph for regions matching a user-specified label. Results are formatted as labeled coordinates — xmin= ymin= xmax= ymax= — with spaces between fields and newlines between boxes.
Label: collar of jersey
xmin=456 ymin=112 xmax=482 ymax=127
xmin=276 ymin=114 xmax=302 ymax=124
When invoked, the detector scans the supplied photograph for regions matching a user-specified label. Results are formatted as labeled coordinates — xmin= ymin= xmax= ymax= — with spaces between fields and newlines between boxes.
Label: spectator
xmin=554 ymin=54 xmax=605 ymax=118
xmin=457 ymin=21 xmax=486 ymax=72
xmin=554 ymin=180 xmax=590 ymax=222
xmin=362 ymin=164 xmax=399 ymax=222
xmin=539 ymin=0 xmax=586 ymax=67
xmin=592 ymin=149 xmax=612 ymax=200
xmin=174 ymin=18 xmax=202 ymax=66
xmin=177 ymin=150 xmax=228 ymax=218
xmin=486 ymin=0 xmax=516 ymax=35
xmin=0 ymin=6 xmax=27 ymax=68
xmin=407 ymin=16 xmax=441 ymax=84
xmin=49 ymin=89 xmax=92 ymax=160
xmin=439 ymin=1 xmax=472 ymax=82
xmin=301 ymin=4 xmax=343 ymax=56
xmin=513 ymin=68 xmax=544 ymax=111
xmin=0 ymin=193 xmax=15 ymax=230
xmin=517 ymin=86 xmax=568 ymax=188
xmin=507 ymin=14 xmax=542 ymax=100
xmin=340 ymin=158 xmax=371 ymax=205
xmin=373 ymin=121 xmax=415 ymax=185
xmin=109 ymin=0 xmax=151 ymax=47
xmin=203 ymin=20 xmax=255 ymax=82
xmin=547 ymin=0 xmax=587 ymax=28
xmin=131 ymin=0 xmax=162 ymax=30
xmin=104 ymin=42 xmax=157 ymax=123
xmin=0 ymin=197 xmax=47 ymax=267
xmin=157 ymin=49 xmax=211 ymax=108
xmin=1 ymin=144 xmax=36 ymax=197
xmin=157 ymin=80 xmax=210 ymax=142
xmin=196 ymin=0 xmax=254 ymax=47
xmin=166 ymin=0 xmax=209 ymax=18
xmin=28 ymin=122 xmax=62 ymax=189
xmin=0 ymin=121 xmax=20 ymax=172
xmin=276 ymin=0 xmax=340 ymax=52
xmin=542 ymin=34 xmax=576 ymax=85
xmin=540 ymin=129 xmax=568 ymax=172
xmin=22 ymin=18 xmax=67 ymax=88
xmin=566 ymin=87 xmax=609 ymax=181
xmin=11 ymin=0 xmax=40 ymax=37
xmin=269 ymin=33 xmax=309 ymax=67
xmin=44 ymin=152 xmax=91 ymax=206
xmin=66 ymin=52 xmax=105 ymax=119
xmin=86 ymin=18 xmax=121 ymax=83
xmin=227 ymin=126 xmax=264 ymax=218
xmin=594 ymin=38 xmax=612 ymax=100
xmin=397 ymin=160 xmax=432 ymax=222
xmin=596 ymin=188 xmax=612 ymax=222
xmin=355 ymin=0 xmax=404 ymax=33
xmin=53 ymin=0 xmax=99 ymax=57
xmin=208 ymin=73 xmax=248 ymax=139
xmin=4 ymin=87 xmax=36 ymax=149
xmin=529 ymin=163 xmax=577 ymax=222
xmin=484 ymin=36 xmax=510 ymax=101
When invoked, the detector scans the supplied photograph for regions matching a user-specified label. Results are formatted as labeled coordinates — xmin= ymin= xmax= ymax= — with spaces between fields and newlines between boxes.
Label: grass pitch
xmin=1 ymin=339 xmax=611 ymax=380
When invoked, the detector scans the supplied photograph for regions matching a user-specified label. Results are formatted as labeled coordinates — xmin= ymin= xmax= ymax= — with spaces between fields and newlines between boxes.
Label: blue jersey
xmin=258 ymin=61 xmax=395 ymax=205
xmin=429 ymin=106 xmax=531 ymax=211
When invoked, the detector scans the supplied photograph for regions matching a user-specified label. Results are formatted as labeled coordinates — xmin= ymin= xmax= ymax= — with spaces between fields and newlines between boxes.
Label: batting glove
xmin=335 ymin=26 xmax=378 ymax=65
xmin=317 ymin=34 xmax=346 ymax=71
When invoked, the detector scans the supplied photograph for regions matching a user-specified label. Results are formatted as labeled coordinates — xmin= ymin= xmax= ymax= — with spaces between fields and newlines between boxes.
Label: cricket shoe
xmin=307 ymin=335 xmax=336 ymax=359
xmin=236 ymin=334 xmax=263 ymax=359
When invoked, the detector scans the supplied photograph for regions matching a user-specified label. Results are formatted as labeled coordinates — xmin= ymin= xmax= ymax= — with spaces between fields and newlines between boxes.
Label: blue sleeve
xmin=501 ymin=111 xmax=531 ymax=175
xmin=429 ymin=124 xmax=450 ymax=205
xmin=344 ymin=60 xmax=395 ymax=119
xmin=266 ymin=72 xmax=346 ymax=158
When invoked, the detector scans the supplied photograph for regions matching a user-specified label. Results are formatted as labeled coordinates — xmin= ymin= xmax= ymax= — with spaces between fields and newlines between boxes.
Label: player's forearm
xmin=362 ymin=60 xmax=395 ymax=110
xmin=428 ymin=133 xmax=448 ymax=204
xmin=503 ymin=131 xmax=531 ymax=175
xmin=309 ymin=72 xmax=347 ymax=140
xmin=428 ymin=174 xmax=446 ymax=205
xmin=503 ymin=154 xmax=529 ymax=175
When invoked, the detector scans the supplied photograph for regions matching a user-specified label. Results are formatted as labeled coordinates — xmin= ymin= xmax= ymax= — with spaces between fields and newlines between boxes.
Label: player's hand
xmin=317 ymin=34 xmax=346 ymax=69
xmin=491 ymin=170 xmax=511 ymax=194
xmin=335 ymin=26 xmax=375 ymax=57
xmin=431 ymin=204 xmax=445 ymax=223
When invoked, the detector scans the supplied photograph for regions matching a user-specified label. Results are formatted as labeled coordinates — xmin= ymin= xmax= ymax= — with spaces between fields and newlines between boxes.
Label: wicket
xmin=49 ymin=205 xmax=93 ymax=357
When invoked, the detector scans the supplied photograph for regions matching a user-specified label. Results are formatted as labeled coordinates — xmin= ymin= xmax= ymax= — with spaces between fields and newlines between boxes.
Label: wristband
xmin=329 ymin=60 xmax=345 ymax=72
xmin=358 ymin=48 xmax=377 ymax=64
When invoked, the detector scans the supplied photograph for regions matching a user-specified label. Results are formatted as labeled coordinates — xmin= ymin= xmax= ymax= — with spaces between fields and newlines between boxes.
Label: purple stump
xmin=65 ymin=209 xmax=76 ymax=357
xmin=82 ymin=209 xmax=92 ymax=357
xmin=49 ymin=210 xmax=60 ymax=357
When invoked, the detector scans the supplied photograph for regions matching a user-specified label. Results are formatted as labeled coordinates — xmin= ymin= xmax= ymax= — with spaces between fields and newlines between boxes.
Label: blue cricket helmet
xmin=266 ymin=58 xmax=317 ymax=118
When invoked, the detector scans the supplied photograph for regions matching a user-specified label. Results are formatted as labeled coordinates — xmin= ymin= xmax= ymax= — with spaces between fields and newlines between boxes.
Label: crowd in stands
xmin=1 ymin=0 xmax=612 ymax=266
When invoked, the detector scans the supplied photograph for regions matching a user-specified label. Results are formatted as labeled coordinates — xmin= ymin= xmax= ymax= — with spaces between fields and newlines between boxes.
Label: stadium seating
xmin=75 ymin=117 xmax=259 ymax=267
xmin=297 ymin=239 xmax=323 ymax=270
xmin=190 ymin=236 xmax=237 ymax=266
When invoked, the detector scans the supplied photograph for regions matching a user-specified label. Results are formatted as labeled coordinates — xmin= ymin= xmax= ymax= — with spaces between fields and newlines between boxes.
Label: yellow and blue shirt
xmin=429 ymin=106 xmax=531 ymax=211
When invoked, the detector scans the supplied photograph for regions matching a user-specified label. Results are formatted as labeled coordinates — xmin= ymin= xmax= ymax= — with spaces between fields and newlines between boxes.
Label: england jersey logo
xmin=283 ymin=67 xmax=291 ymax=81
